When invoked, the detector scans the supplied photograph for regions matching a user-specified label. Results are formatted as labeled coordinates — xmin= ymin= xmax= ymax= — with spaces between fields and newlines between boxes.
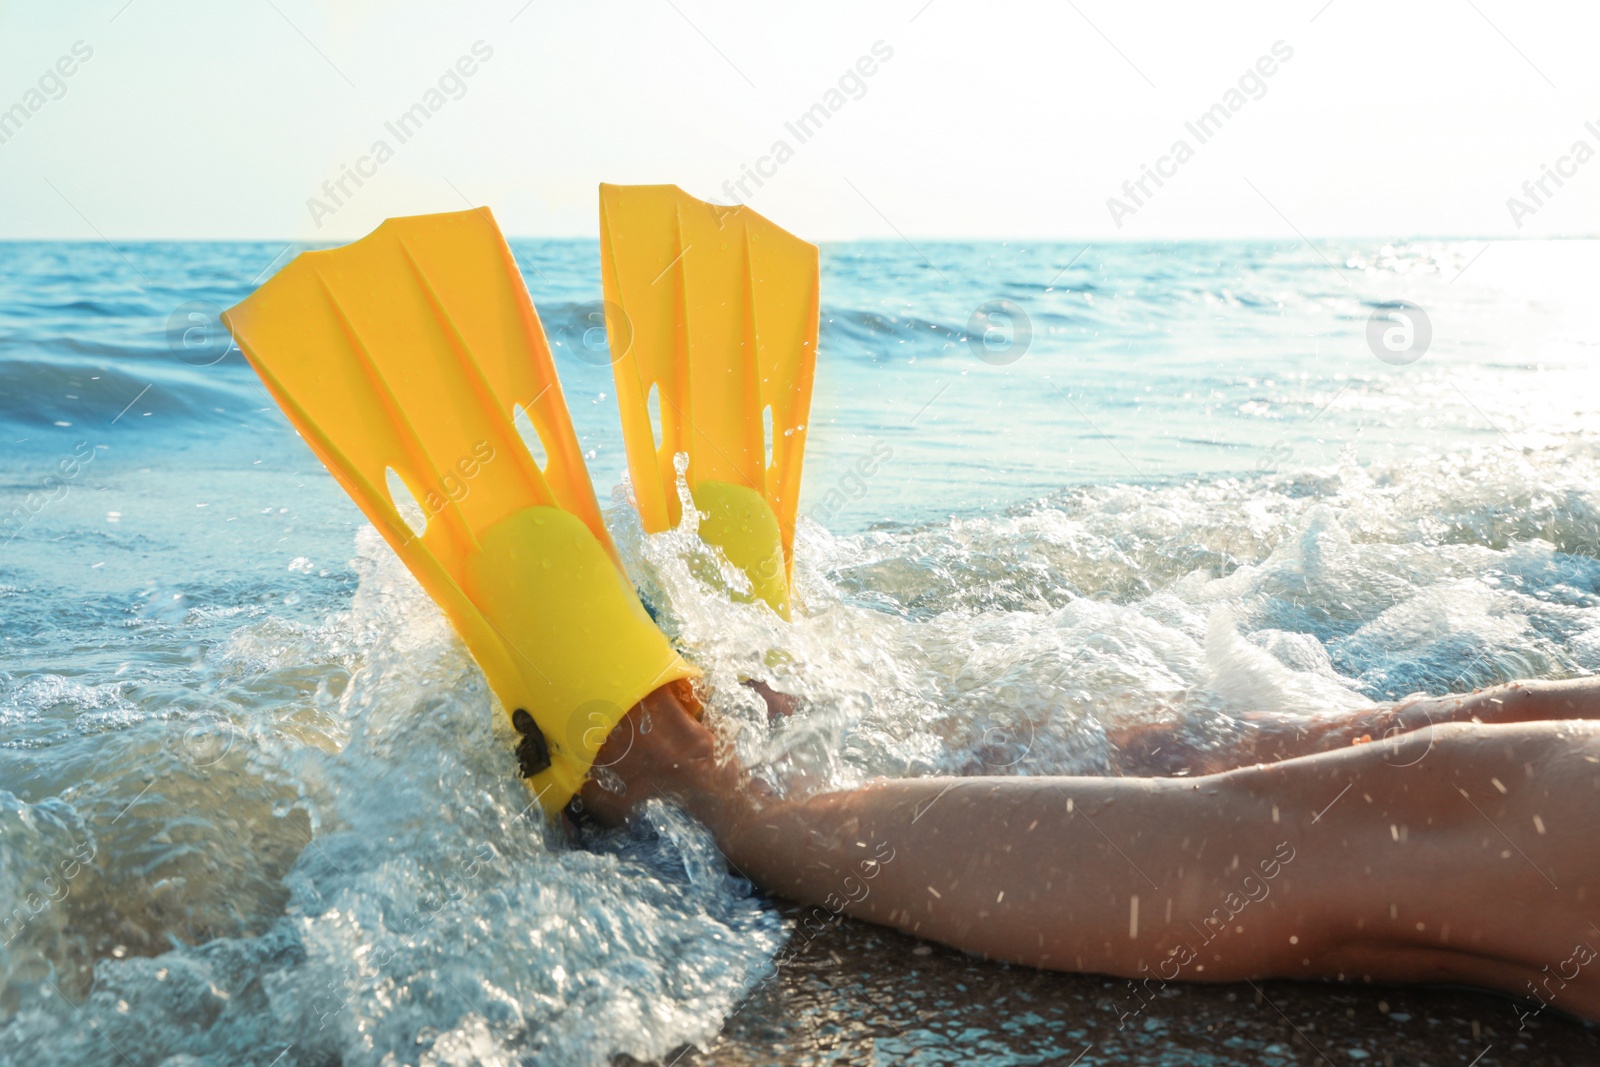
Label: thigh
xmin=1227 ymin=719 xmax=1600 ymax=994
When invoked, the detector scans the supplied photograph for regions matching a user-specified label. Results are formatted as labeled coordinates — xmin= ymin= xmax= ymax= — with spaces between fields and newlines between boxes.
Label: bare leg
xmin=1115 ymin=677 xmax=1600 ymax=776
xmin=1393 ymin=676 xmax=1600 ymax=727
xmin=584 ymin=688 xmax=1600 ymax=1023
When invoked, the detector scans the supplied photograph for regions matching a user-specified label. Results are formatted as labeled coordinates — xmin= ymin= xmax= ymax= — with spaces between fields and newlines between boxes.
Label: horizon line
xmin=2 ymin=232 xmax=1596 ymax=245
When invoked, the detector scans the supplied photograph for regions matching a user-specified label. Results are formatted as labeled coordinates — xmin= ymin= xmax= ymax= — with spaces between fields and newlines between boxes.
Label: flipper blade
xmin=599 ymin=184 xmax=819 ymax=607
xmin=224 ymin=208 xmax=695 ymax=812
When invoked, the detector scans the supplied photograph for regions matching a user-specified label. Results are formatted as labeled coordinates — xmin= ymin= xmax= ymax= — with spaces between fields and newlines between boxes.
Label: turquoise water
xmin=3 ymin=235 xmax=1599 ymax=1064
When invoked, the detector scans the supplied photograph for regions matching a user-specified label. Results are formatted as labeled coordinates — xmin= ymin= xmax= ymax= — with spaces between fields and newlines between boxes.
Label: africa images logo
xmin=305 ymin=41 xmax=495 ymax=228
xmin=1106 ymin=40 xmax=1294 ymax=228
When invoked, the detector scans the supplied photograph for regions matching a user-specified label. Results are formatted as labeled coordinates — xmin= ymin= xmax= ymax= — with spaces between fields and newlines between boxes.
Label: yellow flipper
xmin=599 ymin=184 xmax=819 ymax=619
xmin=222 ymin=208 xmax=696 ymax=814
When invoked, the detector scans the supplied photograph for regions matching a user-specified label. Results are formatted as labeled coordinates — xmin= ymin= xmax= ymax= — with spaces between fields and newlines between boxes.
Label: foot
xmin=575 ymin=682 xmax=744 ymax=827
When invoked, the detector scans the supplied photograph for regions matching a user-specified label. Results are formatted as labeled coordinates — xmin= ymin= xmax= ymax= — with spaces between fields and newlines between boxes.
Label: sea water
xmin=1 ymin=235 xmax=1598 ymax=1064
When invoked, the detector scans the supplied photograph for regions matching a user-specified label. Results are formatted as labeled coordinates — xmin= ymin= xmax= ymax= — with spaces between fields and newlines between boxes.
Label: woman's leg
xmin=586 ymin=692 xmax=1600 ymax=1022
xmin=1393 ymin=676 xmax=1600 ymax=728
xmin=1115 ymin=676 xmax=1600 ymax=776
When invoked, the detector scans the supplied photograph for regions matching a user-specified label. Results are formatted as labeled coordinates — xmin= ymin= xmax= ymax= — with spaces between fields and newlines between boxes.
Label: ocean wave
xmin=0 ymin=526 xmax=785 ymax=1065
xmin=5 ymin=299 xmax=154 ymax=320
xmin=4 ymin=438 xmax=1600 ymax=1061
xmin=0 ymin=358 xmax=265 ymax=432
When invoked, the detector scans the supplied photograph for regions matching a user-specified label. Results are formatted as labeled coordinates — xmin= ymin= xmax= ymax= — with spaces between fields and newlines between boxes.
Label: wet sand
xmin=658 ymin=904 xmax=1599 ymax=1066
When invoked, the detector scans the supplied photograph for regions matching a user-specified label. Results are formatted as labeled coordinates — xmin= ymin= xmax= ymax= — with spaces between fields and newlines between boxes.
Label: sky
xmin=1 ymin=0 xmax=1597 ymax=241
